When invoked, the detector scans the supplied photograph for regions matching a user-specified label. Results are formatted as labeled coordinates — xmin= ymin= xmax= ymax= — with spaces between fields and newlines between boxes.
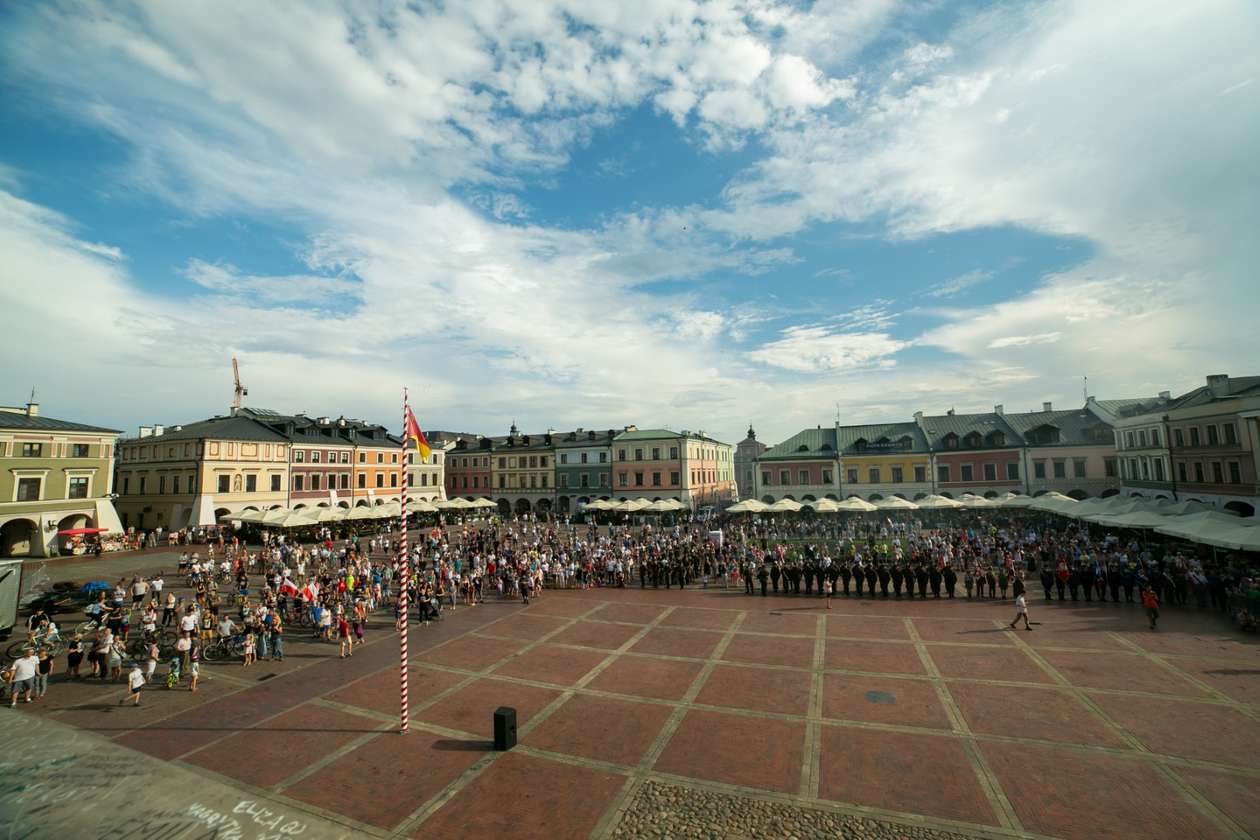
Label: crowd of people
xmin=6 ymin=509 xmax=1258 ymax=706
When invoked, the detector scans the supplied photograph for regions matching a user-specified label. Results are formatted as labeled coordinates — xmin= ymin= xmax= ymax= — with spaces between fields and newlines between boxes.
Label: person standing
xmin=1141 ymin=586 xmax=1161 ymax=630
xmin=823 ymin=575 xmax=833 ymax=610
xmin=122 ymin=663 xmax=145 ymax=706
xmin=1009 ymin=593 xmax=1032 ymax=630
xmin=8 ymin=649 xmax=38 ymax=706
xmin=34 ymin=650 xmax=53 ymax=698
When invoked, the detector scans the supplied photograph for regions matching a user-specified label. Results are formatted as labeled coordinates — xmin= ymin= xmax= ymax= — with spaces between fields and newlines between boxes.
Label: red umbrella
xmin=57 ymin=527 xmax=109 ymax=536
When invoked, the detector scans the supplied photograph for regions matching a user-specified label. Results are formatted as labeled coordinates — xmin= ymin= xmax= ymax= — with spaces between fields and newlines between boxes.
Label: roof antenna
xmin=1083 ymin=375 xmax=1089 ymax=402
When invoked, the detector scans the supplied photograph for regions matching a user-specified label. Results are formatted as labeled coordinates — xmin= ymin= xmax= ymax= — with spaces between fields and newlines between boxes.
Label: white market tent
xmin=726 ymin=499 xmax=769 ymax=514
xmin=917 ymin=494 xmax=964 ymax=510
xmin=834 ymin=497 xmax=879 ymax=512
xmin=875 ymin=496 xmax=919 ymax=511
xmin=767 ymin=498 xmax=804 ymax=513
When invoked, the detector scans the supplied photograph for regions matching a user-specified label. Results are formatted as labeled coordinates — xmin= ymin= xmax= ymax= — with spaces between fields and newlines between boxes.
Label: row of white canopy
xmin=727 ymin=491 xmax=1260 ymax=551
xmin=582 ymin=498 xmax=690 ymax=514
xmin=218 ymin=497 xmax=498 ymax=528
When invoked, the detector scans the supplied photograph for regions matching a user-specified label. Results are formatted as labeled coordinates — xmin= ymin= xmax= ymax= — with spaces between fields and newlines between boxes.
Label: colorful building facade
xmin=554 ymin=428 xmax=615 ymax=514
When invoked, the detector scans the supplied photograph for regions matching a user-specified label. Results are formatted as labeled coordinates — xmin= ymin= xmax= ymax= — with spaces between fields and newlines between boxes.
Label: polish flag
xmin=301 ymin=581 xmax=320 ymax=602
xmin=280 ymin=578 xmax=299 ymax=598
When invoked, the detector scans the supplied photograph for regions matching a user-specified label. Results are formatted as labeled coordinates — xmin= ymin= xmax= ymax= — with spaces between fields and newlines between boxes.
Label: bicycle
xmin=127 ymin=629 xmax=177 ymax=659
xmin=201 ymin=633 xmax=246 ymax=662
xmin=4 ymin=630 xmax=65 ymax=663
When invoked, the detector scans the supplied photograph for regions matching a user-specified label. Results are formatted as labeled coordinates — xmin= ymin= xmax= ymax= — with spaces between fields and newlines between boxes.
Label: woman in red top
xmin=1141 ymin=586 xmax=1160 ymax=630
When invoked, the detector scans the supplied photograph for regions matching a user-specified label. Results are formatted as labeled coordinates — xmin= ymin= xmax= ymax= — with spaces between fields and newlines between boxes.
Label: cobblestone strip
xmin=801 ymin=613 xmax=826 ymax=799
xmin=608 ymin=778 xmax=1031 ymax=840
xmin=909 ymin=618 xmax=1022 ymax=832
xmin=394 ymin=603 xmax=677 ymax=837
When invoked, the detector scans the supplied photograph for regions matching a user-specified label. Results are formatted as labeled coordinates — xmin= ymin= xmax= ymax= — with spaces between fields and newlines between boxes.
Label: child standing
xmin=122 ymin=663 xmax=145 ymax=706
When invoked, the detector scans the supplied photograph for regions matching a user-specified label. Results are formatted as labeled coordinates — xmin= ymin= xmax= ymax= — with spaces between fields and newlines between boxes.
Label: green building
xmin=0 ymin=401 xmax=123 ymax=558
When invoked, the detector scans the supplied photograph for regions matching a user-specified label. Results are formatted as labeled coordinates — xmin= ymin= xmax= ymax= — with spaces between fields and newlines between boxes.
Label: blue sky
xmin=1 ymin=1 xmax=1257 ymax=445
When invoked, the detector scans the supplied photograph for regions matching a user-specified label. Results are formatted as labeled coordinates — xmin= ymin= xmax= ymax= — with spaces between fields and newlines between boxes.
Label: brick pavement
xmin=7 ymin=584 xmax=1260 ymax=839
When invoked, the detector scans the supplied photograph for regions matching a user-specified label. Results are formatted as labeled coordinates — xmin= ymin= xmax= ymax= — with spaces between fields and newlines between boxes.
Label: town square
xmin=2 ymin=1 xmax=1258 ymax=839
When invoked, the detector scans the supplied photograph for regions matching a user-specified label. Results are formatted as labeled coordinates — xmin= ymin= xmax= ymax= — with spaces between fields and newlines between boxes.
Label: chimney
xmin=994 ymin=404 xmax=1004 ymax=415
xmin=1158 ymin=390 xmax=1171 ymax=400
xmin=913 ymin=411 xmax=923 ymax=421
xmin=153 ymin=424 xmax=165 ymax=436
xmin=1042 ymin=401 xmax=1053 ymax=412
xmin=1206 ymin=374 xmax=1229 ymax=397
xmin=25 ymin=401 xmax=39 ymax=417
xmin=138 ymin=426 xmax=153 ymax=438
xmin=947 ymin=409 xmax=955 ymax=416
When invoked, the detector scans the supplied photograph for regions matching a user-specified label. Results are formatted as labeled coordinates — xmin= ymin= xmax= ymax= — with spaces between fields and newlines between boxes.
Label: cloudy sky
xmin=2 ymin=1 xmax=1257 ymax=446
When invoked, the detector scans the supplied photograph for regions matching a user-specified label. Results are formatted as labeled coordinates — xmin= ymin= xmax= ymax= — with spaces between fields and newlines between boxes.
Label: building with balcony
xmin=0 ymin=401 xmax=123 ymax=558
xmin=612 ymin=426 xmax=735 ymax=510
xmin=1116 ymin=374 xmax=1260 ymax=516
xmin=489 ymin=424 xmax=556 ymax=516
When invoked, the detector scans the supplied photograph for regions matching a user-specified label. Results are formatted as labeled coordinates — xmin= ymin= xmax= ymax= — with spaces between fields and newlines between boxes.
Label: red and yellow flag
xmin=404 ymin=407 xmax=431 ymax=460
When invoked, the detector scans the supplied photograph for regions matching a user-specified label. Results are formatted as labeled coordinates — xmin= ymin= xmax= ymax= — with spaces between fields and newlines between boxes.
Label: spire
xmin=509 ymin=419 xmax=518 ymax=436
xmin=746 ymin=424 xmax=756 ymax=440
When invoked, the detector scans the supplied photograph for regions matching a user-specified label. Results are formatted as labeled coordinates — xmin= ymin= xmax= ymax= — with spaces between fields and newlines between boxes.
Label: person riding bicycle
xmin=26 ymin=606 xmax=50 ymax=642
xmin=217 ymin=614 xmax=237 ymax=641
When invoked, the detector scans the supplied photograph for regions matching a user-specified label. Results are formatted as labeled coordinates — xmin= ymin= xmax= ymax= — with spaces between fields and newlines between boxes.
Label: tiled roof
xmin=1001 ymin=408 xmax=1112 ymax=446
xmin=1168 ymin=376 xmax=1260 ymax=409
xmin=835 ymin=422 xmax=929 ymax=455
xmin=1091 ymin=397 xmax=1170 ymax=420
xmin=917 ymin=413 xmax=1020 ymax=450
xmin=613 ymin=428 xmax=681 ymax=441
xmin=758 ymin=428 xmax=838 ymax=461
xmin=122 ymin=415 xmax=289 ymax=443
xmin=0 ymin=411 xmax=120 ymax=434
xmin=553 ymin=429 xmax=617 ymax=448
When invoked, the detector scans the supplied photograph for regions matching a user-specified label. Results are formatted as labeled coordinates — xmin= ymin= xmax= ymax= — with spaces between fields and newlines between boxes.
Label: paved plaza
xmin=4 ymin=559 xmax=1259 ymax=839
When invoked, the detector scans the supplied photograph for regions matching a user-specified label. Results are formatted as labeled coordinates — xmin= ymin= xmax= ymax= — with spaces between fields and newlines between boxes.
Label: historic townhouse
xmin=349 ymin=423 xmax=405 ymax=506
xmin=489 ymin=424 xmax=556 ymax=516
xmin=1003 ymin=399 xmax=1147 ymax=498
xmin=916 ymin=410 xmax=1023 ymax=497
xmin=0 ymin=401 xmax=122 ymax=558
xmin=238 ymin=409 xmax=356 ymax=508
xmin=835 ymin=422 xmax=932 ymax=501
xmin=554 ymin=428 xmax=615 ymax=514
xmin=734 ymin=425 xmax=767 ymax=501
xmin=441 ymin=434 xmax=494 ymax=499
xmin=406 ymin=439 xmax=450 ymax=502
xmin=753 ymin=426 xmax=838 ymax=503
xmin=115 ymin=415 xmax=289 ymax=530
xmin=612 ymin=427 xmax=736 ymax=510
xmin=1116 ymin=374 xmax=1260 ymax=516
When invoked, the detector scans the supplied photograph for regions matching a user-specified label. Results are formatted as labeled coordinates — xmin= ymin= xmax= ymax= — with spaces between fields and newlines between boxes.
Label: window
xmin=1212 ymin=462 xmax=1224 ymax=483
xmin=16 ymin=477 xmax=41 ymax=501
xmin=1194 ymin=463 xmax=1204 ymax=482
xmin=293 ymin=475 xmax=305 ymax=491
xmin=341 ymin=452 xmax=349 ymax=463
xmin=780 ymin=470 xmax=790 ymax=485
xmin=617 ymin=449 xmax=626 ymax=461
xmin=937 ymin=465 xmax=950 ymax=483
xmin=68 ymin=476 xmax=89 ymax=499
xmin=1178 ymin=463 xmax=1187 ymax=482
xmin=171 ymin=476 xmax=180 ymax=494
xmin=560 ymin=474 xmax=569 ymax=489
xmin=600 ymin=474 xmax=609 ymax=487
xmin=1189 ymin=427 xmax=1200 ymax=446
xmin=1151 ymin=429 xmax=1161 ymax=447
xmin=123 ymin=477 xmax=130 ymax=494
xmin=651 ymin=447 xmax=660 ymax=460
xmin=358 ymin=451 xmax=366 ymax=463
xmin=541 ymin=475 xmax=548 ymax=488
xmin=1006 ymin=462 xmax=1020 ymax=481
xmin=498 ymin=475 xmax=506 ymax=489
xmin=1154 ymin=459 xmax=1165 ymax=481
xmin=72 ymin=443 xmax=90 ymax=458
xmin=21 ymin=443 xmax=42 ymax=458
xmin=762 ymin=471 xmax=771 ymax=485
xmin=1034 ymin=461 xmax=1046 ymax=479
xmin=891 ymin=466 xmax=903 ymax=483
xmin=670 ymin=471 xmax=680 ymax=484
xmin=1073 ymin=459 xmax=1087 ymax=478
xmin=314 ymin=474 xmax=325 ymax=491
xmin=311 ymin=451 xmax=320 ymax=463
xmin=1174 ymin=428 xmax=1184 ymax=447
xmin=357 ymin=473 xmax=366 ymax=489
xmin=559 ymin=454 xmax=568 ymax=465
xmin=799 ymin=469 xmax=810 ymax=485
xmin=984 ymin=463 xmax=997 ymax=481
xmin=1229 ymin=462 xmax=1241 ymax=484
xmin=391 ymin=473 xmax=398 ymax=487
xmin=528 ymin=456 xmax=537 ymax=468
xmin=652 ymin=472 xmax=661 ymax=486
xmin=634 ymin=471 xmax=644 ymax=486
xmin=1207 ymin=425 xmax=1219 ymax=445
xmin=669 ymin=446 xmax=679 ymax=459
xmin=159 ymin=475 xmax=167 ymax=495
xmin=391 ymin=453 xmax=398 ymax=464
xmin=1138 ymin=430 xmax=1148 ymax=448
xmin=619 ymin=473 xmax=629 ymax=487
xmin=1124 ymin=432 xmax=1134 ymax=449
xmin=1104 ymin=458 xmax=1117 ymax=478
xmin=823 ymin=470 xmax=833 ymax=484
xmin=376 ymin=474 xmax=384 ymax=488
xmin=218 ymin=475 xmax=230 ymax=493
xmin=634 ymin=448 xmax=643 ymax=461
xmin=579 ymin=474 xmax=590 ymax=488
xmin=295 ymin=450 xmax=304 ymax=463
xmin=1129 ymin=458 xmax=1139 ymax=478
xmin=246 ymin=474 xmax=257 ymax=492
xmin=580 ymin=453 xmax=588 ymax=464
xmin=867 ymin=467 xmax=880 ymax=484
xmin=377 ymin=453 xmax=384 ymax=463
xmin=272 ymin=475 xmax=282 ymax=492
xmin=914 ymin=465 xmax=926 ymax=483
xmin=599 ymin=452 xmax=607 ymax=463
xmin=139 ymin=477 xmax=146 ymax=494
xmin=960 ymin=464 xmax=974 ymax=482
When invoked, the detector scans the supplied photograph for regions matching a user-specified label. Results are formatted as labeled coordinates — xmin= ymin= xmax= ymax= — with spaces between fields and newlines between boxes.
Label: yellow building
xmin=836 ymin=423 xmax=932 ymax=500
xmin=115 ymin=415 xmax=289 ymax=531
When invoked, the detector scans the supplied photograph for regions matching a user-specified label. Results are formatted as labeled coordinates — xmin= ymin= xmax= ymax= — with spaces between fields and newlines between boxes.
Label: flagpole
xmin=399 ymin=387 xmax=410 ymax=734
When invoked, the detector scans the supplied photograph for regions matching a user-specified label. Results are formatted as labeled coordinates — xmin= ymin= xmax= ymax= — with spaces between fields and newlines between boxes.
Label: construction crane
xmin=231 ymin=356 xmax=248 ymax=413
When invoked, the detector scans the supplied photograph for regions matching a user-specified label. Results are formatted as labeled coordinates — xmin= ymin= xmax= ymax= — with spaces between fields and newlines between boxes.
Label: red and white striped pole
xmin=399 ymin=387 xmax=410 ymax=733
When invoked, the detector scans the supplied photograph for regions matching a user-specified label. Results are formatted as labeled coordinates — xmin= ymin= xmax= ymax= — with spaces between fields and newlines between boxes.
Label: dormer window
xmin=964 ymin=432 xmax=982 ymax=448
xmin=987 ymin=431 xmax=1005 ymax=447
xmin=854 ymin=438 xmax=867 ymax=451
xmin=797 ymin=444 xmax=809 ymax=452
xmin=943 ymin=433 xmax=958 ymax=449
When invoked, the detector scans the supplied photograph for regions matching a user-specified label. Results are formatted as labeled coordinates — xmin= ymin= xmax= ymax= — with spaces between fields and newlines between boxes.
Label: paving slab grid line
xmin=12 ymin=584 xmax=1260 ymax=840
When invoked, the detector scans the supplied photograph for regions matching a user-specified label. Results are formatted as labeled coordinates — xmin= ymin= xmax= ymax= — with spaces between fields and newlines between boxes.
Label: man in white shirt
xmin=1010 ymin=593 xmax=1032 ymax=630
xmin=150 ymin=573 xmax=164 ymax=596
xmin=8 ymin=649 xmax=38 ymax=706
xmin=179 ymin=607 xmax=198 ymax=635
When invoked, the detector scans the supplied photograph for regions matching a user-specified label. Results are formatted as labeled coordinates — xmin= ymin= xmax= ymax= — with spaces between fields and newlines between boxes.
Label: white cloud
xmin=749 ymin=325 xmax=907 ymax=372
xmin=923 ymin=269 xmax=993 ymax=298
xmin=987 ymin=332 xmax=1062 ymax=349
